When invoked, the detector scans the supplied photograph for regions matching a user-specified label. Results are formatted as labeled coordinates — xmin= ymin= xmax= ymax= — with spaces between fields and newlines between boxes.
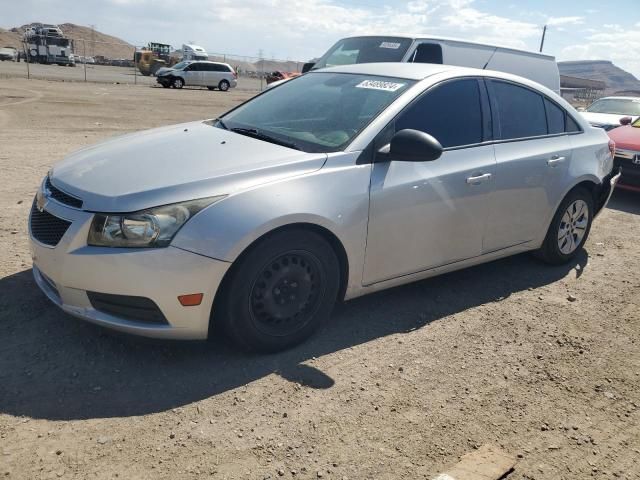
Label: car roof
xmin=314 ymin=62 xmax=565 ymax=102
xmin=316 ymin=62 xmax=538 ymax=84
xmin=316 ymin=62 xmax=455 ymax=80
xmin=597 ymin=96 xmax=640 ymax=101
xmin=341 ymin=34 xmax=556 ymax=60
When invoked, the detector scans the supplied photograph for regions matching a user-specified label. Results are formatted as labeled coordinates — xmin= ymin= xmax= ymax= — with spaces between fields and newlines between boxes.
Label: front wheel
xmin=536 ymin=187 xmax=593 ymax=264
xmin=215 ymin=230 xmax=340 ymax=352
xmin=172 ymin=77 xmax=184 ymax=89
xmin=218 ymin=79 xmax=230 ymax=92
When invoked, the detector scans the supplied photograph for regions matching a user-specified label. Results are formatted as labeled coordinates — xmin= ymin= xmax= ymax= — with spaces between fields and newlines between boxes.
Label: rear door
xmin=483 ymin=79 xmax=573 ymax=252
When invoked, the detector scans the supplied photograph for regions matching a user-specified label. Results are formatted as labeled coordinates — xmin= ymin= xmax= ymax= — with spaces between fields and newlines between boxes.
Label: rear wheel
xmin=536 ymin=187 xmax=593 ymax=264
xmin=172 ymin=77 xmax=184 ymax=89
xmin=218 ymin=79 xmax=230 ymax=92
xmin=215 ymin=230 xmax=340 ymax=352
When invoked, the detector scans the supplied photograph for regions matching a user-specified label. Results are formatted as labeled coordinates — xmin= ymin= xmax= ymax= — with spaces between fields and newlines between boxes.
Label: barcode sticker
xmin=356 ymin=80 xmax=406 ymax=92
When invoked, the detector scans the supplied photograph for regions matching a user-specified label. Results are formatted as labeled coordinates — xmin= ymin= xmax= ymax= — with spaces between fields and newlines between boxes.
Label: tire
xmin=536 ymin=187 xmax=594 ymax=264
xmin=207 ymin=86 xmax=215 ymax=91
xmin=172 ymin=77 xmax=184 ymax=89
xmin=218 ymin=79 xmax=230 ymax=92
xmin=215 ymin=230 xmax=340 ymax=352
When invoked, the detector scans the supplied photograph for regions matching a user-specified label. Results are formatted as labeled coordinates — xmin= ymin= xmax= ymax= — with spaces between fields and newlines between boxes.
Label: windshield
xmin=220 ymin=72 xmax=414 ymax=153
xmin=586 ymin=98 xmax=640 ymax=116
xmin=312 ymin=36 xmax=413 ymax=70
xmin=172 ymin=61 xmax=190 ymax=70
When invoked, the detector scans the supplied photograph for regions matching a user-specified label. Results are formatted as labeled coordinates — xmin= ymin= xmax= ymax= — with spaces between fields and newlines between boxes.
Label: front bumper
xmin=29 ymin=197 xmax=230 ymax=340
xmin=614 ymin=150 xmax=640 ymax=189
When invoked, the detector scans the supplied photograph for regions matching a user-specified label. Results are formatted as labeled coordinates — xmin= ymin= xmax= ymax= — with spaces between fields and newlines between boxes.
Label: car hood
xmin=50 ymin=121 xmax=327 ymax=212
xmin=608 ymin=125 xmax=640 ymax=150
xmin=155 ymin=67 xmax=175 ymax=76
xmin=581 ymin=112 xmax=639 ymax=127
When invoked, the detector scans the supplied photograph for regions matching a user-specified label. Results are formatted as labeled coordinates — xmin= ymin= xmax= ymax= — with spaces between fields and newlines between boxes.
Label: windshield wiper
xmin=230 ymin=127 xmax=301 ymax=150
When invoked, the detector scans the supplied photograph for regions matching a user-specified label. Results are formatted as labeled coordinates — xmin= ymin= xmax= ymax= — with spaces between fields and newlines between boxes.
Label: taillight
xmin=233 ymin=70 xmax=237 ymax=79
xmin=608 ymin=139 xmax=616 ymax=159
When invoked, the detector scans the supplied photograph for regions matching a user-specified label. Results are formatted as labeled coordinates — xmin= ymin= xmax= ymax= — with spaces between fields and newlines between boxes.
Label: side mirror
xmin=620 ymin=116 xmax=632 ymax=126
xmin=378 ymin=129 xmax=443 ymax=162
xmin=301 ymin=62 xmax=315 ymax=73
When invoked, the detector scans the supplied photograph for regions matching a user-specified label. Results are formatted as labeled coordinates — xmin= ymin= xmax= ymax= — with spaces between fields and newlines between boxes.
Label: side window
xmin=395 ymin=79 xmax=483 ymax=148
xmin=411 ymin=44 xmax=443 ymax=64
xmin=566 ymin=115 xmax=581 ymax=133
xmin=492 ymin=81 xmax=547 ymax=140
xmin=211 ymin=64 xmax=223 ymax=72
xmin=545 ymin=98 xmax=565 ymax=134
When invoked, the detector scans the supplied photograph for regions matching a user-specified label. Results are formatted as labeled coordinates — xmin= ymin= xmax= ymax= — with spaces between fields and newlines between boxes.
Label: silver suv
xmin=156 ymin=61 xmax=237 ymax=91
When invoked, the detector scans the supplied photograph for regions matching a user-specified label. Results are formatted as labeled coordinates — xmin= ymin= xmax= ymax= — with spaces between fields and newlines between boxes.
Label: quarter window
xmin=395 ymin=79 xmax=483 ymax=148
xmin=566 ymin=115 xmax=581 ymax=132
xmin=492 ymin=81 xmax=547 ymax=140
xmin=411 ymin=44 xmax=443 ymax=64
xmin=545 ymin=98 xmax=565 ymax=134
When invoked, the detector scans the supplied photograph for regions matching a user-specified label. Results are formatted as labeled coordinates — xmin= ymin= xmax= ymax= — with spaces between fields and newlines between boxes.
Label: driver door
xmin=182 ymin=63 xmax=201 ymax=86
xmin=363 ymin=78 xmax=496 ymax=285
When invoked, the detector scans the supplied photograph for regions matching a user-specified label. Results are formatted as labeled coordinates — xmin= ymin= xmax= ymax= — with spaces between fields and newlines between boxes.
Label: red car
xmin=608 ymin=118 xmax=640 ymax=191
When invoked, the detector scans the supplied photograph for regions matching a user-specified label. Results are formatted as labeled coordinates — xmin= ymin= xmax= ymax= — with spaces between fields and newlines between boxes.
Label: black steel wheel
xmin=249 ymin=251 xmax=324 ymax=337
xmin=214 ymin=229 xmax=340 ymax=352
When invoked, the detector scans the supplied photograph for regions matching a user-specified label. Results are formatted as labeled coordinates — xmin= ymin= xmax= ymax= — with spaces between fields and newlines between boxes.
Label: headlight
xmin=88 ymin=196 xmax=224 ymax=248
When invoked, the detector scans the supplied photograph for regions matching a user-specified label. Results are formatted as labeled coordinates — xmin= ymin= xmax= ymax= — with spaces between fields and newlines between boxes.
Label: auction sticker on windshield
xmin=379 ymin=42 xmax=401 ymax=49
xmin=356 ymin=80 xmax=406 ymax=92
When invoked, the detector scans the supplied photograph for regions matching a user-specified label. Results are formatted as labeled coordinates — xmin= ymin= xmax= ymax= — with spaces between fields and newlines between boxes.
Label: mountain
xmin=558 ymin=60 xmax=640 ymax=94
xmin=0 ymin=23 xmax=134 ymax=60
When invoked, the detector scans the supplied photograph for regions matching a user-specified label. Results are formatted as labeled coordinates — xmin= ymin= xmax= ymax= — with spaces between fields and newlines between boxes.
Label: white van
xmin=182 ymin=44 xmax=209 ymax=62
xmin=299 ymin=35 xmax=560 ymax=93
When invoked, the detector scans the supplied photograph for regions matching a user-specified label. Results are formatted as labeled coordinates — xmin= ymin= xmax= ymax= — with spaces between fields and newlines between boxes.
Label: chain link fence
xmin=0 ymin=38 xmax=307 ymax=92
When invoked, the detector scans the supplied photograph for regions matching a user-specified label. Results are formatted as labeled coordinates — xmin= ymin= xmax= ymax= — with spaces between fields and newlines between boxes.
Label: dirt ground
xmin=0 ymin=78 xmax=639 ymax=480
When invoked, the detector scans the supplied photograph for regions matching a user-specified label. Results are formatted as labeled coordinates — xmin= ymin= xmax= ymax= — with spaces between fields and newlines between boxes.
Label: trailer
xmin=23 ymin=23 xmax=75 ymax=66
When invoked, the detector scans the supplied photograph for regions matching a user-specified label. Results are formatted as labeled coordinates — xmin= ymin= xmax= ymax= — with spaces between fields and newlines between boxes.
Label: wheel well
xmin=570 ymin=180 xmax=609 ymax=213
xmin=210 ymin=223 xmax=350 ymax=334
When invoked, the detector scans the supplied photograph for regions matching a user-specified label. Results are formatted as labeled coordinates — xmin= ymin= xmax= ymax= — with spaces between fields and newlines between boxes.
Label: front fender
xmin=172 ymin=153 xmax=372 ymax=295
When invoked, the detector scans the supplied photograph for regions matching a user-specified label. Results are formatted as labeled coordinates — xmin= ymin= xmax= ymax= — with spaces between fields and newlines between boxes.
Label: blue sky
xmin=3 ymin=0 xmax=639 ymax=77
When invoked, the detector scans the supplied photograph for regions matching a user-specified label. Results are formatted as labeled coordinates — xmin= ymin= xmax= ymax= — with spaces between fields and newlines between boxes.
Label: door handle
xmin=466 ymin=173 xmax=492 ymax=185
xmin=547 ymin=155 xmax=566 ymax=166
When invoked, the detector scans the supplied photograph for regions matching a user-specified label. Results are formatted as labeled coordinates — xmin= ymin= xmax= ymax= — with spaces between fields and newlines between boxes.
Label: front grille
xmin=87 ymin=292 xmax=169 ymax=325
xmin=45 ymin=176 xmax=83 ymax=209
xmin=30 ymin=201 xmax=72 ymax=247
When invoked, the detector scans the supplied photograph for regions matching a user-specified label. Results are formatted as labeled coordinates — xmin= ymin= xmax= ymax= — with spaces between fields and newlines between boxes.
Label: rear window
xmin=313 ymin=36 xmax=412 ymax=70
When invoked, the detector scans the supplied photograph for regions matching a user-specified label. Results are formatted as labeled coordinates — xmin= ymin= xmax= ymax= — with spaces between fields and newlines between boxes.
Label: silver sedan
xmin=29 ymin=63 xmax=619 ymax=351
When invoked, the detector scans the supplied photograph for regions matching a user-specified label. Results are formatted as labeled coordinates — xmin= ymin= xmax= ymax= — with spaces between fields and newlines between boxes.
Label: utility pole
xmin=89 ymin=24 xmax=96 ymax=57
xmin=539 ymin=25 xmax=547 ymax=53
